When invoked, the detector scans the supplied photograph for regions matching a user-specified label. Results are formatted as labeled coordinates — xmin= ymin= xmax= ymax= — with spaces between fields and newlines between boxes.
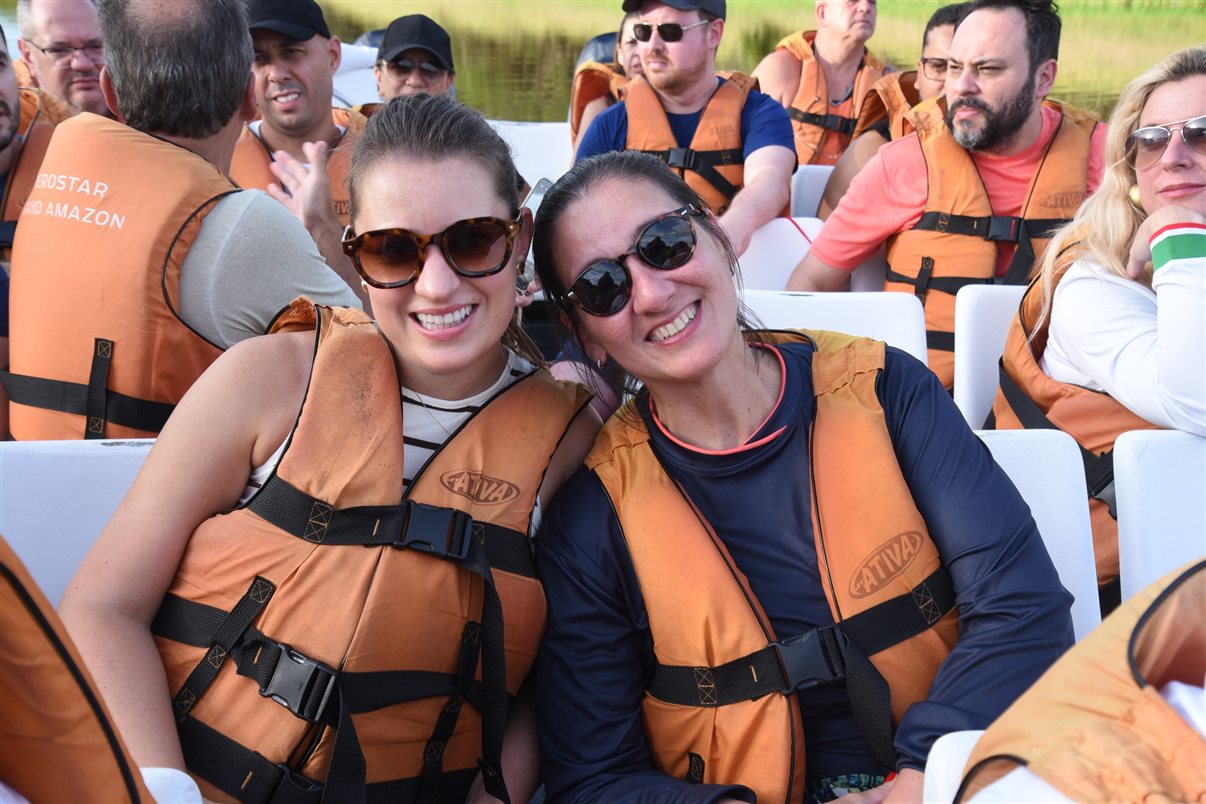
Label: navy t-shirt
xmin=535 ymin=340 xmax=1075 ymax=802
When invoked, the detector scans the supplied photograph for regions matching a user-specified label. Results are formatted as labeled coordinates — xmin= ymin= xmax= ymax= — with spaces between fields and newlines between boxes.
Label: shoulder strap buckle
xmin=987 ymin=215 xmax=1022 ymax=242
xmin=772 ymin=625 xmax=846 ymax=693
xmin=665 ymin=147 xmax=694 ymax=170
xmin=259 ymin=644 xmax=338 ymax=724
xmin=397 ymin=502 xmax=474 ymax=562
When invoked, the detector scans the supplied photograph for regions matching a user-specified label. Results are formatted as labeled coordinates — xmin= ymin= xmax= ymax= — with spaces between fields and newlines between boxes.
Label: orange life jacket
xmin=625 ymin=73 xmax=758 ymax=215
xmin=0 ymin=87 xmax=75 ymax=260
xmin=957 ymin=559 xmax=1206 ymax=803
xmin=987 ymin=259 xmax=1161 ymax=588
xmin=13 ymin=58 xmax=33 ymax=88
xmin=0 ymin=536 xmax=152 ymax=803
xmin=774 ymin=30 xmax=886 ymax=166
xmin=883 ymin=98 xmax=1099 ymax=389
xmin=150 ymin=302 xmax=590 ymax=803
xmin=852 ymin=71 xmax=921 ymax=142
xmin=4 ymin=113 xmax=237 ymax=440
xmin=584 ymin=330 xmax=959 ymax=802
xmin=228 ymin=108 xmax=366 ymax=227
xmin=571 ymin=60 xmax=630 ymax=140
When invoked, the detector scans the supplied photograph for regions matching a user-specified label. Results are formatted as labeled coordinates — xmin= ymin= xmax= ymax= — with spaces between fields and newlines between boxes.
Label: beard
xmin=0 ymin=98 xmax=17 ymax=153
xmin=946 ymin=71 xmax=1037 ymax=152
xmin=645 ymin=48 xmax=709 ymax=97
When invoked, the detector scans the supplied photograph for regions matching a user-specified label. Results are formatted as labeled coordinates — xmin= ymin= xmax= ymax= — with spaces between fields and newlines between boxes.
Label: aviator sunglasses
xmin=341 ymin=217 xmax=521 ymax=289
xmin=1125 ymin=114 xmax=1206 ymax=171
xmin=632 ymin=19 xmax=710 ymax=43
xmin=563 ymin=204 xmax=706 ymax=317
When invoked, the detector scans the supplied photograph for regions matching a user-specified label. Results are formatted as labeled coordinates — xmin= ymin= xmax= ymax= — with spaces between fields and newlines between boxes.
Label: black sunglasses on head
xmin=1125 ymin=114 xmax=1206 ymax=171
xmin=562 ymin=204 xmax=706 ymax=317
xmin=342 ymin=217 xmax=520 ymax=289
xmin=631 ymin=19 xmax=710 ymax=43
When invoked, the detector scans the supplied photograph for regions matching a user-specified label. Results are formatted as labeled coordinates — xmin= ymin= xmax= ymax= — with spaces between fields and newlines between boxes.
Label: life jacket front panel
xmin=775 ymin=31 xmax=886 ymax=165
xmin=884 ymin=98 xmax=1098 ymax=389
xmin=852 ymin=71 xmax=921 ymax=142
xmin=7 ymin=113 xmax=234 ymax=439
xmin=1 ymin=87 xmax=75 ymax=260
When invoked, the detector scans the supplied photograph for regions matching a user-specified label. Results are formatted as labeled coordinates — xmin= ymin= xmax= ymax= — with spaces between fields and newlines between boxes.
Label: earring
xmin=595 ymin=356 xmax=605 ymax=371
xmin=360 ymin=279 xmax=370 ymax=293
xmin=1128 ymin=185 xmax=1143 ymax=209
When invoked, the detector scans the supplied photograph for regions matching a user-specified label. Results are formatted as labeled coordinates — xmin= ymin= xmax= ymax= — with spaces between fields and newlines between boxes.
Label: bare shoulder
xmin=753 ymin=48 xmax=802 ymax=105
xmin=540 ymin=404 xmax=602 ymax=505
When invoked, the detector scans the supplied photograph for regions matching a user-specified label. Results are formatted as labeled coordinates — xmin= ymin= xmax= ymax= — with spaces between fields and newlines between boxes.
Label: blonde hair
xmin=1031 ymin=46 xmax=1206 ymax=336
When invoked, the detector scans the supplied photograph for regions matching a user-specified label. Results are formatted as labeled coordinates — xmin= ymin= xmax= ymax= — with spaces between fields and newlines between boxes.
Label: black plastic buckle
xmin=269 ymin=763 xmax=323 ymax=804
xmin=665 ymin=147 xmax=692 ymax=169
xmin=772 ymin=627 xmax=844 ymax=693
xmin=986 ymin=216 xmax=1022 ymax=242
xmin=397 ymin=502 xmax=473 ymax=562
xmin=822 ymin=113 xmax=855 ymax=134
xmin=259 ymin=644 xmax=338 ymax=723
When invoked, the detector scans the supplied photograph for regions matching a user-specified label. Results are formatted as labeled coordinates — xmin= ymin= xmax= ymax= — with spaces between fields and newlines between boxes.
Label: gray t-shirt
xmin=177 ymin=189 xmax=360 ymax=348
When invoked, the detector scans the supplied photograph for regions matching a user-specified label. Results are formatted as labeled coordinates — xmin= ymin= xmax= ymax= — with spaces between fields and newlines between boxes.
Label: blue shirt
xmin=575 ymin=77 xmax=795 ymax=164
xmin=535 ymin=341 xmax=1075 ymax=802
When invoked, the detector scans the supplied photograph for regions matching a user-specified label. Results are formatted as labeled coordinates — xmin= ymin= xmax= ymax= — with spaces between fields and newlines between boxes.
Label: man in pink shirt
xmin=787 ymin=0 xmax=1106 ymax=388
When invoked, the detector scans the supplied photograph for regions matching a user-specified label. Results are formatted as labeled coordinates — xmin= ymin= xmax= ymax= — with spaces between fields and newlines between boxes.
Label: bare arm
xmin=818 ymin=130 xmax=887 ymax=220
xmin=720 ymin=144 xmax=796 ymax=257
xmin=57 ymin=333 xmax=312 ymax=771
xmin=786 ymin=250 xmax=853 ymax=292
xmin=267 ymin=142 xmax=372 ymax=312
xmin=574 ymin=97 xmax=612 ymax=159
xmin=751 ymin=49 xmax=801 ymax=108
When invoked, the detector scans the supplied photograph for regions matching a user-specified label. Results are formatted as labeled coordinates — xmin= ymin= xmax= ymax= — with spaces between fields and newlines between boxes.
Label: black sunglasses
xmin=381 ymin=57 xmax=447 ymax=78
xmin=632 ymin=19 xmax=710 ymax=43
xmin=563 ymin=204 xmax=706 ymax=317
xmin=1126 ymin=114 xmax=1206 ymax=171
xmin=341 ymin=217 xmax=520 ymax=289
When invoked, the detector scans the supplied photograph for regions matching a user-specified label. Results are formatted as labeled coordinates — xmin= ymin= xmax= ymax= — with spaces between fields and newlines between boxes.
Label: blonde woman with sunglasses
xmin=529 ymin=151 xmax=1073 ymax=803
xmin=60 ymin=94 xmax=598 ymax=804
xmin=990 ymin=47 xmax=1206 ymax=614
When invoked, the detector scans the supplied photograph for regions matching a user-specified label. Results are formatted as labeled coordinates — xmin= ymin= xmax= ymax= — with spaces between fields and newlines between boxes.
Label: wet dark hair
xmin=923 ymin=2 xmax=971 ymax=50
xmin=347 ymin=93 xmax=542 ymax=365
xmin=532 ymin=150 xmax=767 ymax=401
xmin=960 ymin=0 xmax=1061 ymax=70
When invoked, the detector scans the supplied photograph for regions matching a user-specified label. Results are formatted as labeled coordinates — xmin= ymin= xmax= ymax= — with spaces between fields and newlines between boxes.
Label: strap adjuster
xmin=772 ymin=627 xmax=845 ymax=693
xmin=259 ymin=644 xmax=338 ymax=723
xmin=987 ymin=216 xmax=1022 ymax=242
xmin=269 ymin=763 xmax=323 ymax=804
xmin=395 ymin=502 xmax=474 ymax=561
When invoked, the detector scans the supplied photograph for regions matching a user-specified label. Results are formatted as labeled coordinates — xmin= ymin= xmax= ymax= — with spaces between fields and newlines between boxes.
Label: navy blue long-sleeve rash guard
xmin=535 ymin=341 xmax=1075 ymax=803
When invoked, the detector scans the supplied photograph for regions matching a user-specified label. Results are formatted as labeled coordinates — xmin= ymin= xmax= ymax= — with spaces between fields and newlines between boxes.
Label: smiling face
xmin=0 ymin=39 xmax=19 ymax=157
xmin=1135 ymin=76 xmax=1206 ymax=217
xmin=352 ymin=156 xmax=528 ymax=399
xmin=251 ymin=29 xmax=340 ymax=141
xmin=552 ymin=176 xmax=743 ymax=391
xmin=635 ymin=1 xmax=719 ymax=97
xmin=18 ymin=0 xmax=106 ymax=116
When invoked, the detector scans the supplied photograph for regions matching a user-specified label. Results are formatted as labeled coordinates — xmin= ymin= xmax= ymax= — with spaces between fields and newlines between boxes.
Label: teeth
xmin=416 ymin=305 xmax=473 ymax=330
xmin=650 ymin=303 xmax=697 ymax=342
xmin=275 ymin=92 xmax=300 ymax=103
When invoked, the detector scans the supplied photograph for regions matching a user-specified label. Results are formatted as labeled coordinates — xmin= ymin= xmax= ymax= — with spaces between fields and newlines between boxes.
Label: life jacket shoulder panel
xmin=958 ymin=560 xmax=1206 ymax=803
xmin=0 ymin=88 xmax=76 ymax=255
xmin=624 ymin=73 xmax=754 ymax=214
xmin=853 ymin=71 xmax=921 ymax=141
xmin=155 ymin=303 xmax=591 ymax=801
xmin=884 ymin=98 xmax=1099 ymax=389
xmin=0 ymin=536 xmax=153 ymax=802
xmin=7 ymin=113 xmax=235 ymax=440
xmin=775 ymin=30 xmax=886 ymax=165
xmin=585 ymin=330 xmax=957 ymax=800
xmin=571 ymin=60 xmax=630 ymax=139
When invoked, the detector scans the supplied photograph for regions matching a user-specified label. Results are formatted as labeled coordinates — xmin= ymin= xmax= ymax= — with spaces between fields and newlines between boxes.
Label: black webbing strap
xmin=1001 ymin=218 xmax=1069 ymax=286
xmin=884 ymin=266 xmax=992 ymax=301
xmin=909 ymin=213 xmax=1070 ymax=288
xmin=0 ymin=369 xmax=176 ymax=435
xmin=84 ymin=338 xmax=114 ymax=438
xmin=787 ymin=108 xmax=858 ymax=135
xmin=926 ymin=331 xmax=955 ymax=353
xmin=638 ymin=148 xmax=743 ymax=204
xmin=996 ymin=360 xmax=1117 ymax=516
xmin=246 ymin=475 xmax=536 ymax=579
xmin=0 ymin=219 xmax=16 ymax=249
xmin=418 ymin=622 xmax=480 ymax=802
xmin=649 ymin=566 xmax=955 ymax=768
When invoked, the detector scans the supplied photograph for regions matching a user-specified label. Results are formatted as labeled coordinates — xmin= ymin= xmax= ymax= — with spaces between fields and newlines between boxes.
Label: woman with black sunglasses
xmin=59 ymin=94 xmax=598 ymax=804
xmin=529 ymin=150 xmax=1074 ymax=803
xmin=989 ymin=47 xmax=1206 ymax=615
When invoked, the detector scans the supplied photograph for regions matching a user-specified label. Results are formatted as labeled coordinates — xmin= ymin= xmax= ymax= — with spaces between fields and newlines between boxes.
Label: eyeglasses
xmin=563 ymin=204 xmax=705 ymax=317
xmin=381 ymin=57 xmax=447 ymax=79
xmin=23 ymin=39 xmax=104 ymax=68
xmin=1125 ymin=115 xmax=1206 ymax=171
xmin=919 ymin=57 xmax=947 ymax=82
xmin=632 ymin=19 xmax=710 ymax=43
xmin=342 ymin=217 xmax=521 ymax=289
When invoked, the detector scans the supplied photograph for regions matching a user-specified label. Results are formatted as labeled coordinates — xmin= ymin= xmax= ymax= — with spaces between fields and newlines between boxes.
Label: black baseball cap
xmin=378 ymin=15 xmax=455 ymax=73
xmin=246 ymin=0 xmax=331 ymax=41
xmin=620 ymin=0 xmax=726 ymax=20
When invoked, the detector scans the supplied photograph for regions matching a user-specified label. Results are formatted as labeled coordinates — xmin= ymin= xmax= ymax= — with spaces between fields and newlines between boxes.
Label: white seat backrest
xmin=737 ymin=217 xmax=822 ymax=290
xmin=976 ymin=430 xmax=1101 ymax=640
xmin=740 ymin=289 xmax=928 ymax=365
xmin=790 ymin=165 xmax=835 ymax=218
xmin=0 ymin=439 xmax=153 ymax=606
xmin=923 ymin=729 xmax=987 ymax=803
xmin=849 ymin=246 xmax=888 ymax=292
xmin=488 ymin=120 xmax=573 ymax=186
xmin=1114 ymin=430 xmax=1206 ymax=601
xmin=954 ymin=285 xmax=1027 ymax=427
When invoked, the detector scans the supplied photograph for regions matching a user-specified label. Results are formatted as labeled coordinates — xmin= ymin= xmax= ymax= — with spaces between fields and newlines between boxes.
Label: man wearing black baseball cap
xmin=375 ymin=14 xmax=456 ymax=99
xmin=575 ymin=0 xmax=794 ymax=257
xmin=229 ymin=0 xmax=368 ymax=307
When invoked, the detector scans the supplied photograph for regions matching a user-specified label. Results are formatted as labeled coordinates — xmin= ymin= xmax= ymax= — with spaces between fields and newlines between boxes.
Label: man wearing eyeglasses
xmin=15 ymin=0 xmax=113 ymax=119
xmin=575 ymin=0 xmax=795 ymax=257
xmin=754 ymin=0 xmax=885 ymax=167
xmin=787 ymin=0 xmax=1106 ymax=391
xmin=375 ymin=15 xmax=455 ymax=101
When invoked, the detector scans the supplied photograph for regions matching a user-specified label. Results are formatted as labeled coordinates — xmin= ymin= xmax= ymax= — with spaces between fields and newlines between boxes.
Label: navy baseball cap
xmin=246 ymin=0 xmax=331 ymax=41
xmin=378 ymin=15 xmax=455 ymax=72
xmin=620 ymin=0 xmax=726 ymax=20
